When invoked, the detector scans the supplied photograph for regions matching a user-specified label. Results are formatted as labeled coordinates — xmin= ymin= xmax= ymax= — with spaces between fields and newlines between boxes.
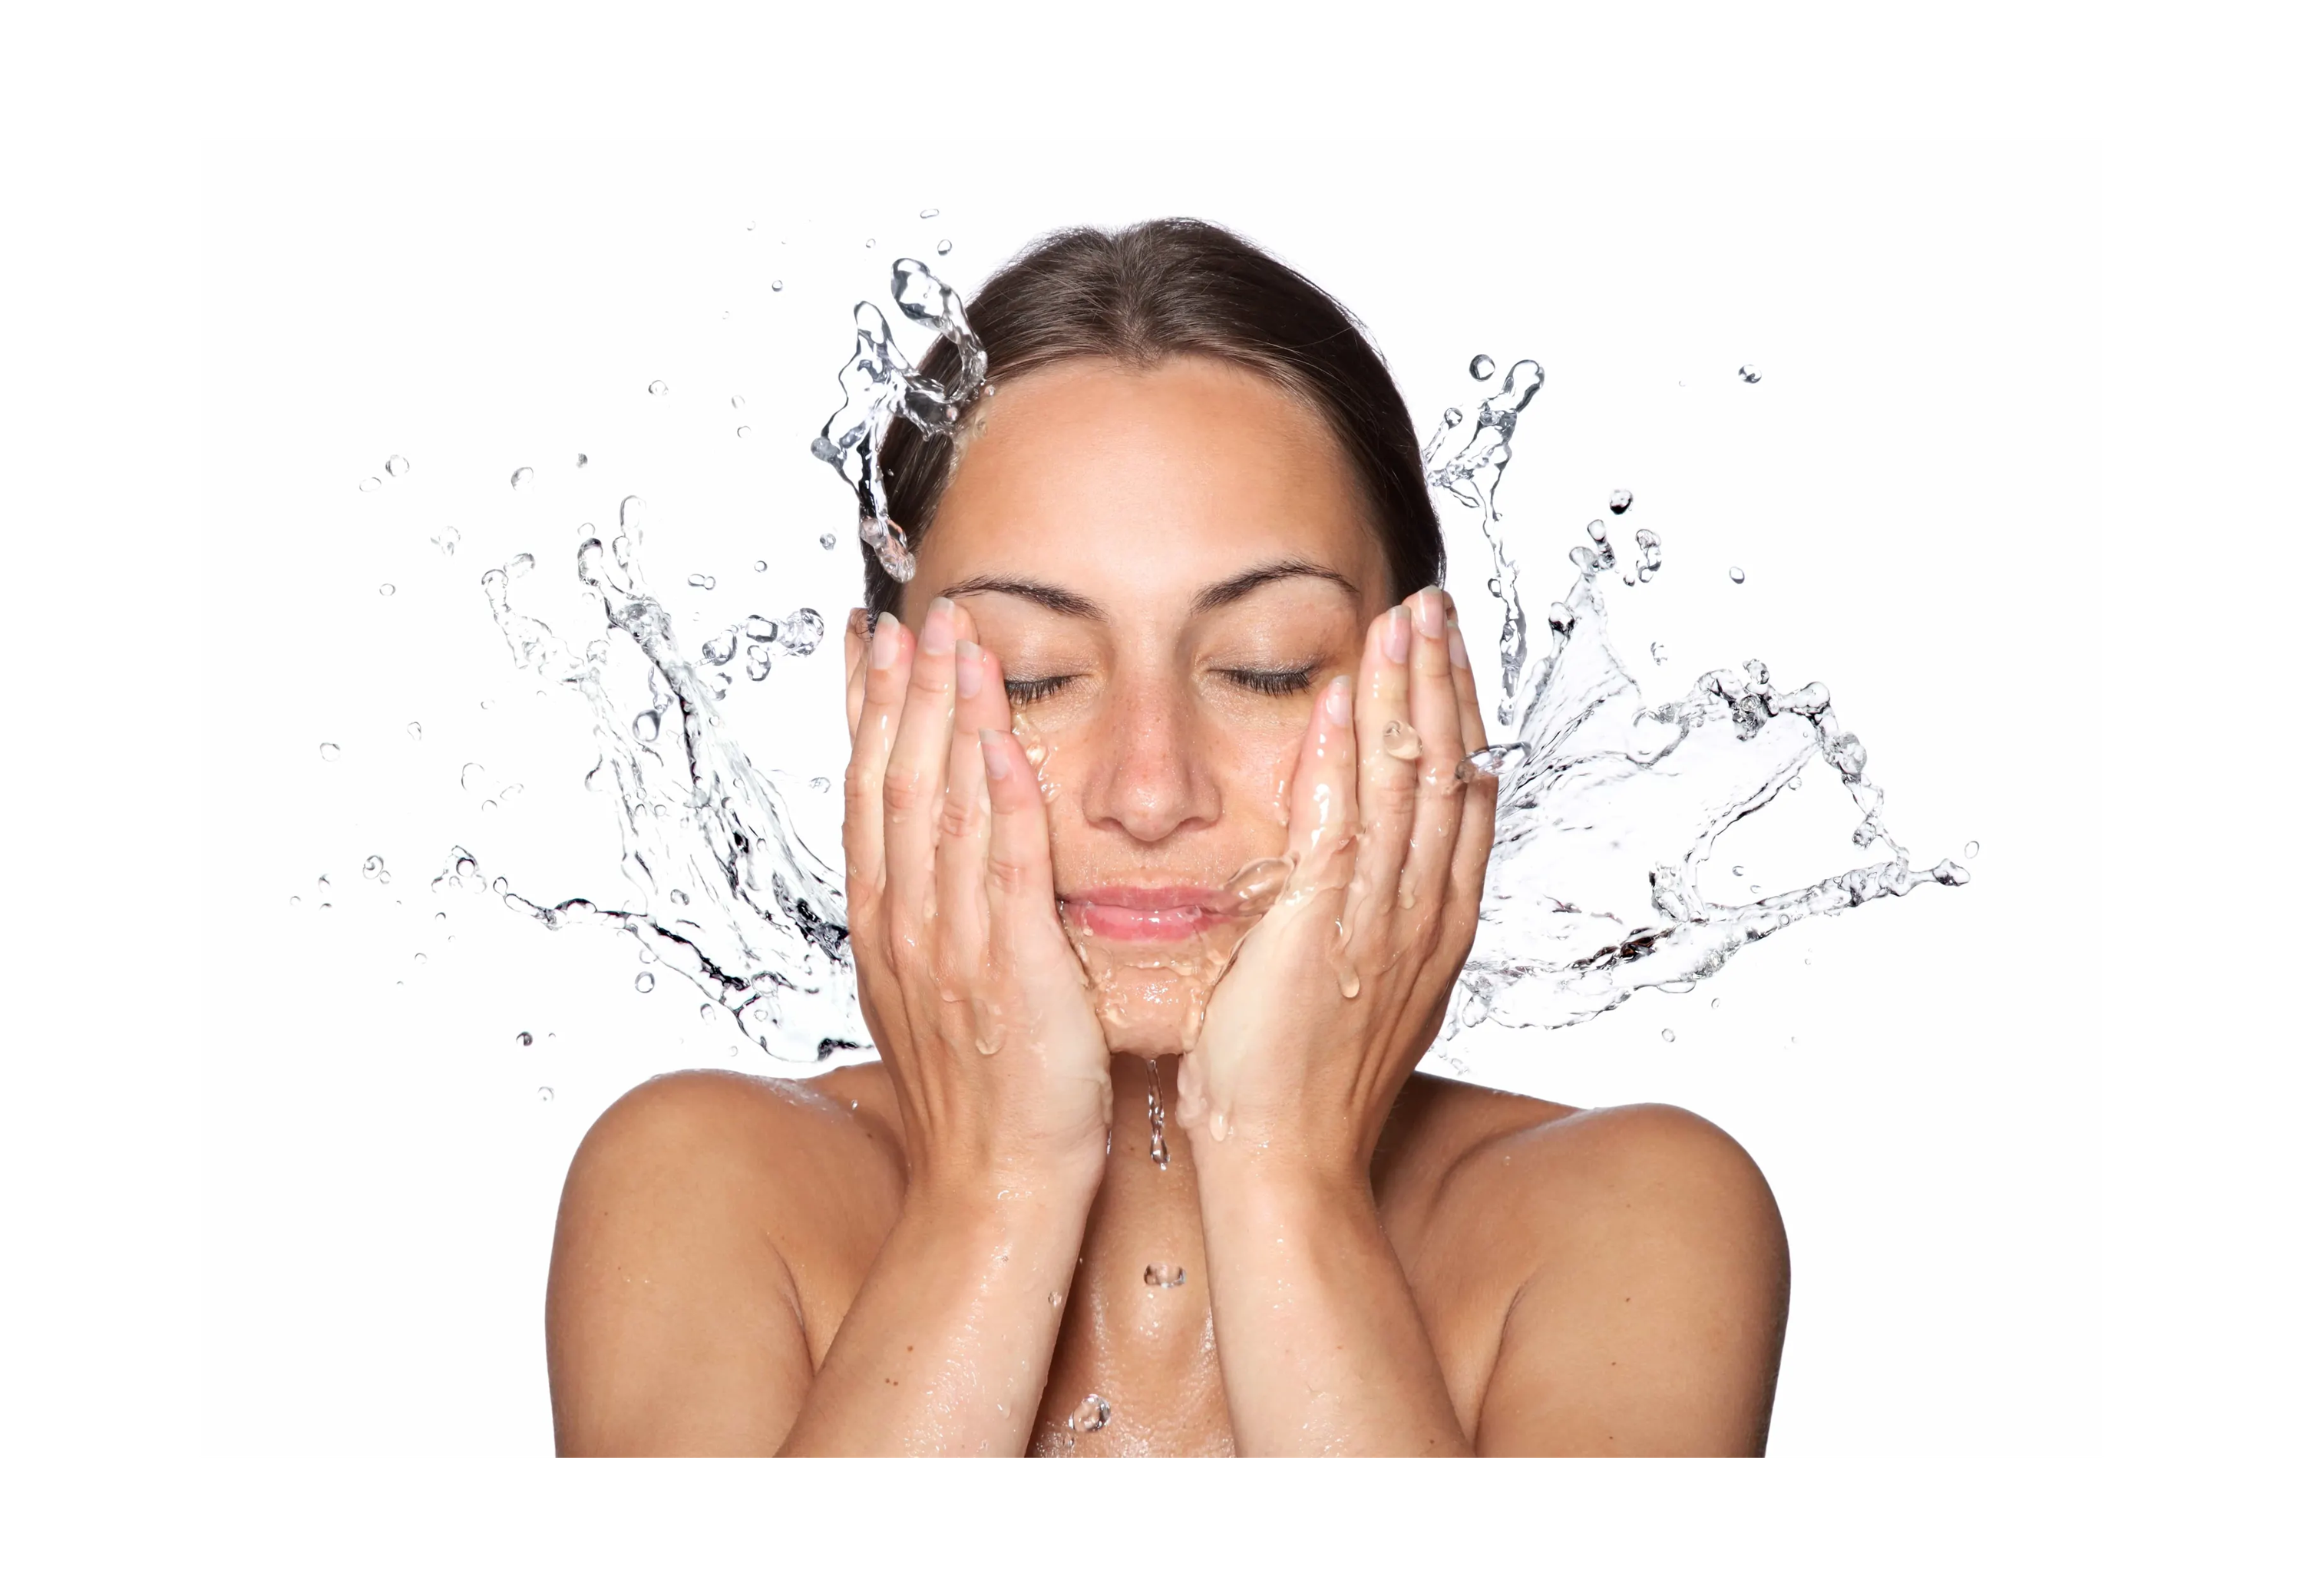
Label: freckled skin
xmin=545 ymin=357 xmax=1791 ymax=1456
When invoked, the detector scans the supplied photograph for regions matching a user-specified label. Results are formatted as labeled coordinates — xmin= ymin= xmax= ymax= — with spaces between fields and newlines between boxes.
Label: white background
xmin=200 ymin=141 xmax=2099 ymax=1456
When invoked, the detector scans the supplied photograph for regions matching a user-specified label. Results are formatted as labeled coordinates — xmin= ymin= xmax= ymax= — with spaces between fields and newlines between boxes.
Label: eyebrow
xmin=939 ymin=559 xmax=1359 ymax=622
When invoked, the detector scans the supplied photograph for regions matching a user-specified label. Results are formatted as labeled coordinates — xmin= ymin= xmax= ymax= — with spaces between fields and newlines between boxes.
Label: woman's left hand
xmin=1175 ymin=586 xmax=1496 ymax=1177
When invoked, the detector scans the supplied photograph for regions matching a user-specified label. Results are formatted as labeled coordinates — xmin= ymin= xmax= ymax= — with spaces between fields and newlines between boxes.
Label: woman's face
xmin=900 ymin=355 xmax=1393 ymax=1058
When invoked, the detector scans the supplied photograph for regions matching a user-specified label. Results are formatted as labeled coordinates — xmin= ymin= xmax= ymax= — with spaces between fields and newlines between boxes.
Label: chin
xmin=1081 ymin=957 xmax=1205 ymax=1059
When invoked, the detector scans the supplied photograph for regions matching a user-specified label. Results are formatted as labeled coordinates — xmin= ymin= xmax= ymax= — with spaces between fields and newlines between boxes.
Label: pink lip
xmin=1060 ymin=885 xmax=1236 ymax=943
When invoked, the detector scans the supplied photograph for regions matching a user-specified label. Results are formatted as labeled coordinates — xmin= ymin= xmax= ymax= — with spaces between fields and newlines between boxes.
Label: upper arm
xmin=1464 ymin=1104 xmax=1791 ymax=1456
xmin=544 ymin=1071 xmax=859 ymax=1456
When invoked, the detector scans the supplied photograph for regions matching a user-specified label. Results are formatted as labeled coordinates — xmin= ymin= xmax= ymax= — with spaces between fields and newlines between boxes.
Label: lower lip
xmin=1062 ymin=901 xmax=1222 ymax=942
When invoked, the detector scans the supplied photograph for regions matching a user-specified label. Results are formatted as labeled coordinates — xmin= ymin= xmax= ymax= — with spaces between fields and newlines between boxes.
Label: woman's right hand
xmin=842 ymin=596 xmax=1114 ymax=1203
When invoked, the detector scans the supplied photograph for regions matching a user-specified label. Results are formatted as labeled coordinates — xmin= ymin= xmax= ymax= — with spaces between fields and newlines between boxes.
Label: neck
xmin=1083 ymin=1052 xmax=1208 ymax=1284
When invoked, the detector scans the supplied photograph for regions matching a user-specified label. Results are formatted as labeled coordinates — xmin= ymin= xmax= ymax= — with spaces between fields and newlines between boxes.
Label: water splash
xmin=460 ymin=494 xmax=863 ymax=1063
xmin=1426 ymin=360 xmax=1968 ymax=1044
xmin=808 ymin=259 xmax=988 ymax=582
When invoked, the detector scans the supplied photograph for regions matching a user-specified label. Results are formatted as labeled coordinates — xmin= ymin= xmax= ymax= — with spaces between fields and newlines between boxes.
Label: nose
xmin=1076 ymin=672 xmax=1222 ymax=844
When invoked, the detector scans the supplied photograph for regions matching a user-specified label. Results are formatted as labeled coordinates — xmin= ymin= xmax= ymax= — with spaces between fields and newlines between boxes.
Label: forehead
xmin=914 ymin=355 xmax=1386 ymax=606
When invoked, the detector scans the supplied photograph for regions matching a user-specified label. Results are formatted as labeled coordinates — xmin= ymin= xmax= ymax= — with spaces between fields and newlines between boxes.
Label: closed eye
xmin=1219 ymin=666 xmax=1319 ymax=697
xmin=1006 ymin=675 xmax=1078 ymax=705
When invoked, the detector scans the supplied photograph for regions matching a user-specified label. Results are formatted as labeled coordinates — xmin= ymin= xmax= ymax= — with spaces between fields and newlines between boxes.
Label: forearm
xmin=1193 ymin=1144 xmax=1472 ymax=1456
xmin=777 ymin=1180 xmax=1090 ymax=1456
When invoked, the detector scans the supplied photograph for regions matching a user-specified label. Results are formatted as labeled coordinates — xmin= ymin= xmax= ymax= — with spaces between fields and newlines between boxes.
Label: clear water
xmin=399 ymin=256 xmax=1964 ymax=1088
xmin=1422 ymin=360 xmax=1967 ymax=1047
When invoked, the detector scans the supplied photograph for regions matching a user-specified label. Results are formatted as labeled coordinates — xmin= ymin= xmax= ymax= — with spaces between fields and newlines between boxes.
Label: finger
xmin=1442 ymin=593 xmax=1492 ymax=755
xmin=1400 ymin=587 xmax=1469 ymax=917
xmin=1352 ymin=603 xmax=1419 ymax=895
xmin=980 ymin=724 xmax=1062 ymax=941
xmin=933 ymin=640 xmax=1006 ymax=964
xmin=841 ymin=610 xmax=913 ymax=900
xmin=844 ymin=607 xmax=870 ymax=743
xmin=1285 ymin=669 xmax=1361 ymax=889
xmin=881 ymin=596 xmax=961 ymax=918
xmin=1440 ymin=597 xmax=1498 ymax=927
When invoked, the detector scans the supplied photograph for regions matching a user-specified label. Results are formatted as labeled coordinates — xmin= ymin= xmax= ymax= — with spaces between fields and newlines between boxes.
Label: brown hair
xmin=865 ymin=218 xmax=1442 ymax=617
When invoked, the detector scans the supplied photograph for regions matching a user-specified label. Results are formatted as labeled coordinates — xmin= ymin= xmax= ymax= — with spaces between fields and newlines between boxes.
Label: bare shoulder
xmin=544 ymin=1064 xmax=904 ymax=1455
xmin=1377 ymin=1075 xmax=1790 ymax=1456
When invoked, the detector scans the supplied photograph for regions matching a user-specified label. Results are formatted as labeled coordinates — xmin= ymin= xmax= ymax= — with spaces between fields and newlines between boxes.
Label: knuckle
xmin=986 ymin=851 xmax=1033 ymax=895
xmin=881 ymin=762 xmax=930 ymax=815
xmin=938 ymin=789 xmax=977 ymax=841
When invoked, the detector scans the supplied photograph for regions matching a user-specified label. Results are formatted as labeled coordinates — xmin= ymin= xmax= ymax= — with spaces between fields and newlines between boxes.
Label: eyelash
xmin=1005 ymin=676 xmax=1074 ymax=705
xmin=1004 ymin=666 xmax=1319 ymax=705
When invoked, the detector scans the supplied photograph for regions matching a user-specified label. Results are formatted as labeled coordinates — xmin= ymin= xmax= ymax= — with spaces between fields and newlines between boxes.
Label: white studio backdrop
xmin=200 ymin=140 xmax=2101 ymax=1456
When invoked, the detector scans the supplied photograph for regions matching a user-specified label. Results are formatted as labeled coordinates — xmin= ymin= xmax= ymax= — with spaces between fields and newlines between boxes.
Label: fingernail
xmin=954 ymin=638 xmax=983 ymax=698
xmin=871 ymin=612 xmax=901 ymax=669
xmin=1447 ymin=619 xmax=1470 ymax=669
xmin=1326 ymin=674 xmax=1353 ymax=727
xmin=1383 ymin=606 xmax=1411 ymax=664
xmin=979 ymin=727 xmax=1013 ymax=780
xmin=1416 ymin=587 xmax=1446 ymax=639
xmin=920 ymin=596 xmax=956 ymax=656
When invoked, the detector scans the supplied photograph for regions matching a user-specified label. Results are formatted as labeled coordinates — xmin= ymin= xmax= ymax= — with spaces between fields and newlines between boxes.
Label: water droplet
xmin=699 ymin=1003 xmax=715 ymax=1022
xmin=1609 ymin=488 xmax=1633 ymax=514
xmin=517 ymin=1030 xmax=533 ymax=1046
xmin=1711 ymin=997 xmax=1721 ymax=1009
xmin=818 ymin=531 xmax=837 ymax=550
xmin=1731 ymin=864 xmax=1743 ymax=876
xmin=735 ymin=425 xmax=750 ymax=438
xmin=1739 ymin=365 xmax=1763 ymax=383
xmin=460 ymin=762 xmax=488 ymax=792
xmin=633 ymin=710 xmax=659 ymax=742
xmin=729 ymin=395 xmax=745 ymax=411
xmin=689 ymin=573 xmax=716 ymax=590
xmin=359 ymin=477 xmax=381 ymax=493
xmin=771 ymin=279 xmax=783 ymax=292
xmin=378 ymin=583 xmax=395 ymax=597
xmin=864 ymin=237 xmax=874 ymax=249
xmin=575 ymin=452 xmax=589 ymax=468
xmin=634 ymin=972 xmax=656 ymax=993
xmin=1469 ymin=354 xmax=1496 ymax=381
xmin=363 ymin=854 xmax=385 ymax=877
xmin=434 ymin=527 xmax=461 ymax=556
xmin=1729 ymin=567 xmax=1746 ymax=584
xmin=1144 ymin=1264 xmax=1187 ymax=1288
xmin=537 ymin=1086 xmax=554 ymax=1102
xmin=319 ymin=742 xmax=341 ymax=761
xmin=1380 ymin=720 xmax=1422 ymax=762
xmin=936 ymin=240 xmax=953 ymax=256
xmin=385 ymin=454 xmax=410 ymax=477
xmin=289 ymin=895 xmax=301 ymax=907
xmin=1048 ymin=1291 xmax=1062 ymax=1310
xmin=648 ymin=379 xmax=668 ymax=396
xmin=920 ymin=207 xmax=940 ymax=219
xmin=405 ymin=722 xmax=422 ymax=741
xmin=510 ymin=466 xmax=534 ymax=489
xmin=1649 ymin=641 xmax=1667 ymax=664
xmin=1066 ymin=1394 xmax=1110 ymax=1434
xmin=808 ymin=775 xmax=832 ymax=794
xmin=1661 ymin=1029 xmax=1676 ymax=1043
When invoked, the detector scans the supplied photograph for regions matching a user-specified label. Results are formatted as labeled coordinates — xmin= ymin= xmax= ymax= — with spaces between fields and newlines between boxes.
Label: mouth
xmin=1058 ymin=884 xmax=1244 ymax=943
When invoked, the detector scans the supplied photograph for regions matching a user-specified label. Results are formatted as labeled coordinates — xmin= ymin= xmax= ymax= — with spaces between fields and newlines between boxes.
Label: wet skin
xmin=545 ymin=356 xmax=1791 ymax=1456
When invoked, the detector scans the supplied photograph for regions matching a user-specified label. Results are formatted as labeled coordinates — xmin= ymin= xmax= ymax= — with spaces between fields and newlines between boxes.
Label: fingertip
xmin=979 ymin=725 xmax=1013 ymax=783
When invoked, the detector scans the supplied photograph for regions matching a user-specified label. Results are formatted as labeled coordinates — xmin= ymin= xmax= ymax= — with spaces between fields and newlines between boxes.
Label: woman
xmin=545 ymin=220 xmax=1789 ymax=1456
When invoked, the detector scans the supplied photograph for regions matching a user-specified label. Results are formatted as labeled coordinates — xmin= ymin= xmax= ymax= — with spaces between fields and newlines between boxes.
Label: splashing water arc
xmin=457 ymin=256 xmax=1962 ymax=1068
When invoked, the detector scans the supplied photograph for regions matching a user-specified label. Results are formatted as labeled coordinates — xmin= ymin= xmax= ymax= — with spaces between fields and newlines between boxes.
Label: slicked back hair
xmin=864 ymin=218 xmax=1442 ymax=618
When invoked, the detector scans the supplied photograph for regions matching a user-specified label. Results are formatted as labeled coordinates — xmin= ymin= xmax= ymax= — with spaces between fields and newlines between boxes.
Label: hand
xmin=1174 ymin=587 xmax=1495 ymax=1177
xmin=842 ymin=597 xmax=1114 ymax=1201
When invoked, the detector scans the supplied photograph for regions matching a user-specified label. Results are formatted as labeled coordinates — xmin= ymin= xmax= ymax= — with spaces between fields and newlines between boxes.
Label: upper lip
xmin=1059 ymin=883 xmax=1233 ymax=913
